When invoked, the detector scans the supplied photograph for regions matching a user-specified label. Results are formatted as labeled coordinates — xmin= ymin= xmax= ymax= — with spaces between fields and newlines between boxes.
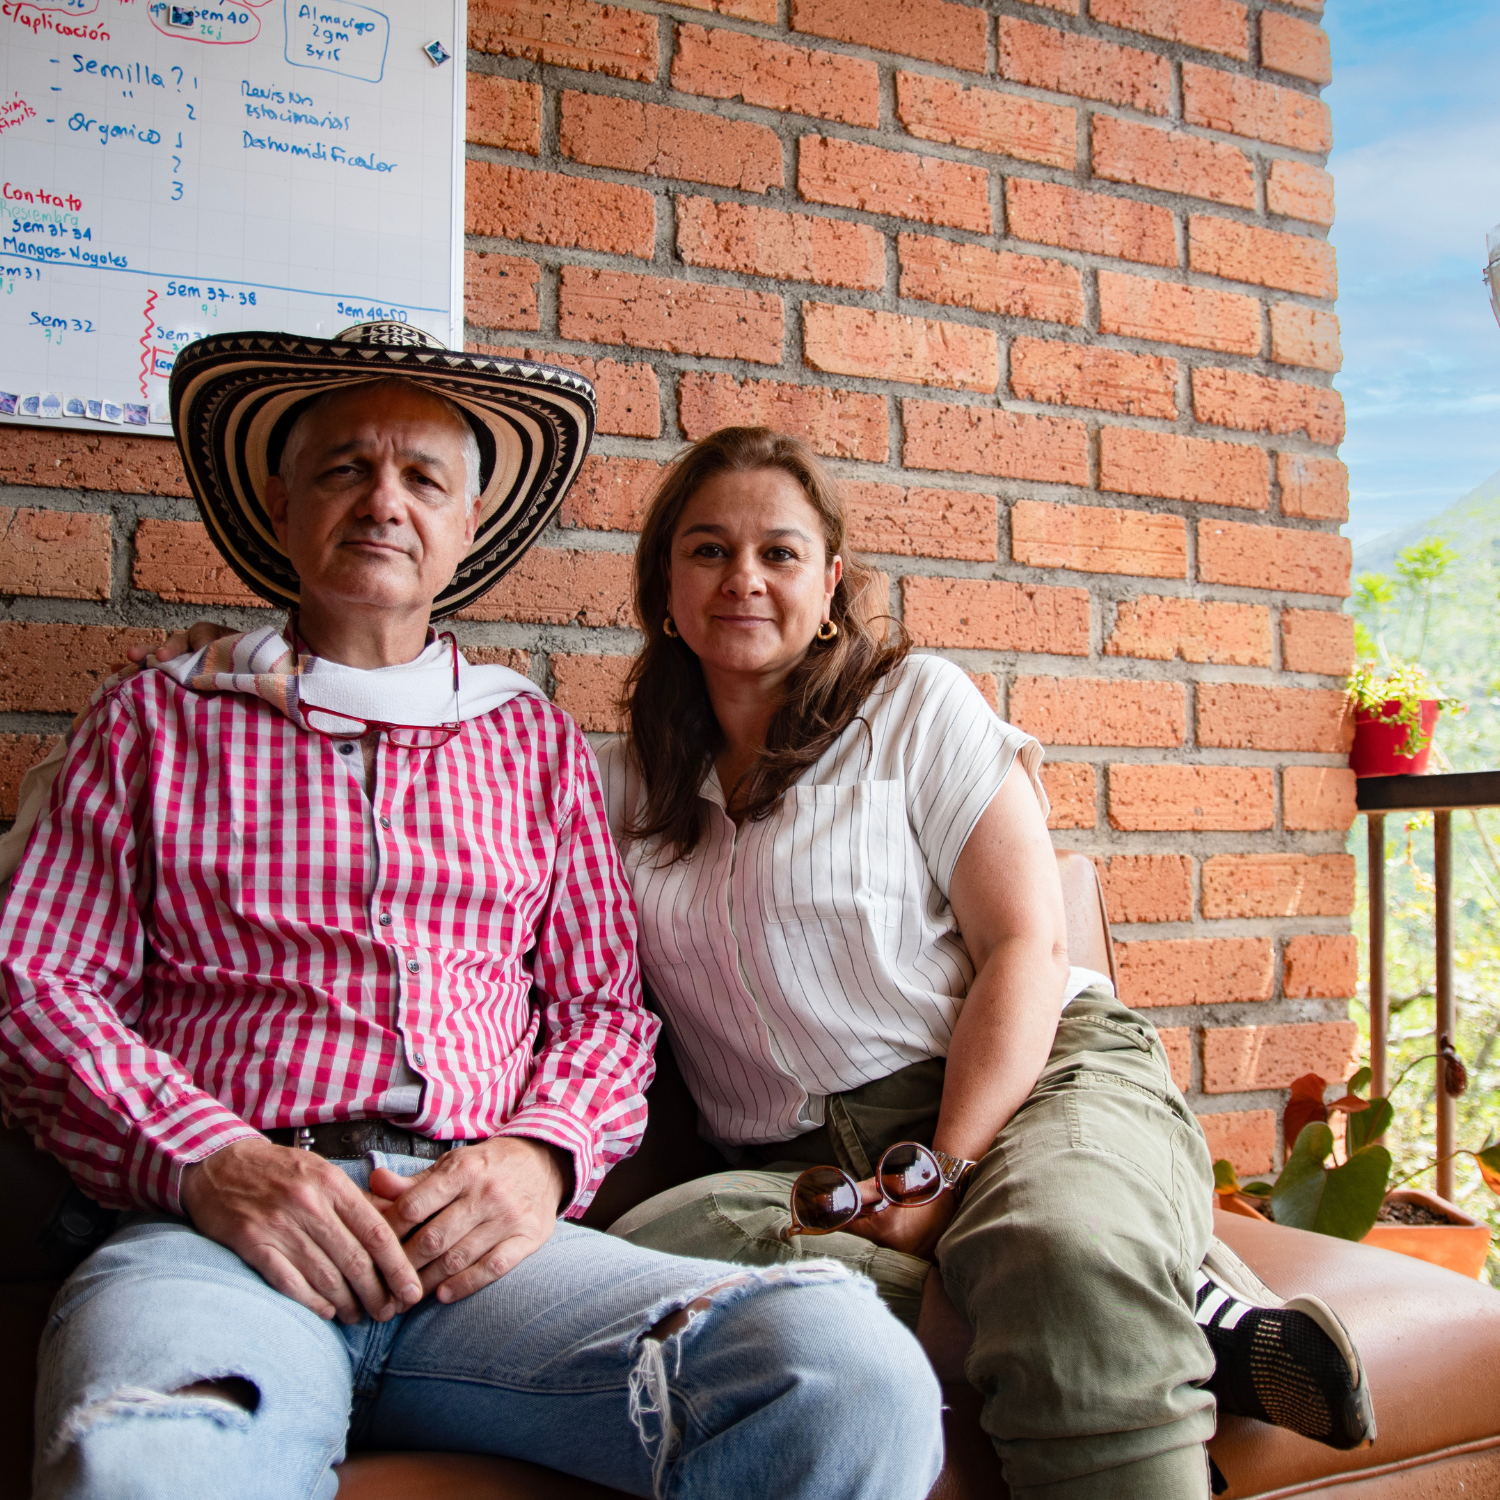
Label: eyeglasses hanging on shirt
xmin=296 ymin=626 xmax=463 ymax=750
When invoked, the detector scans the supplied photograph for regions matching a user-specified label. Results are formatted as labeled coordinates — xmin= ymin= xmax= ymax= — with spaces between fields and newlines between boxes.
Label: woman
xmin=588 ymin=428 xmax=1371 ymax=1500
xmin=19 ymin=427 xmax=1371 ymax=1497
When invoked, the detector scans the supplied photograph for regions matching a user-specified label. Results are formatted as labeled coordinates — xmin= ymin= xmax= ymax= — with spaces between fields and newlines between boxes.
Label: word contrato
xmin=241 ymin=132 xmax=395 ymax=171
xmin=2 ymin=184 xmax=81 ymax=212
xmin=3 ymin=3 xmax=110 ymax=40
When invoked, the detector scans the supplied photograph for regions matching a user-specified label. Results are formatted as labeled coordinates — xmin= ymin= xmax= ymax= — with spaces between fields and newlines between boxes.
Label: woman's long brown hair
xmin=622 ymin=426 xmax=909 ymax=860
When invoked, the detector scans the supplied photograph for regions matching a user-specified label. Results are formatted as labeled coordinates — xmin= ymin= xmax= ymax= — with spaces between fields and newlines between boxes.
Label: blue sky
xmin=1327 ymin=1 xmax=1500 ymax=546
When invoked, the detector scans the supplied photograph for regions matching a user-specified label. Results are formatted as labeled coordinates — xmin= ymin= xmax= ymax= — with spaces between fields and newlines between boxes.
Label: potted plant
xmin=1345 ymin=659 xmax=1461 ymax=777
xmin=1213 ymin=1057 xmax=1497 ymax=1279
xmin=1365 ymin=1188 xmax=1492 ymax=1279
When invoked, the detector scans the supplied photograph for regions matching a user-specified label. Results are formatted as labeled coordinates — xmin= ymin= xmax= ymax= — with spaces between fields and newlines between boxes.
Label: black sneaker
xmin=1195 ymin=1239 xmax=1376 ymax=1451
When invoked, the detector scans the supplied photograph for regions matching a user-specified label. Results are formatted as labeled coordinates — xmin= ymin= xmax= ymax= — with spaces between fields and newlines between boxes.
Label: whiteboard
xmin=0 ymin=0 xmax=465 ymax=434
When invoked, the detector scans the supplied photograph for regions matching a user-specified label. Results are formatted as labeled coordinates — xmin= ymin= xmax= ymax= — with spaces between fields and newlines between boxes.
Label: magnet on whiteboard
xmin=123 ymin=403 xmax=150 ymax=426
xmin=100 ymin=401 xmax=124 ymax=424
xmin=86 ymin=399 xmax=103 ymax=421
xmin=65 ymin=397 xmax=86 ymax=418
xmin=39 ymin=394 xmax=63 ymax=419
xmin=423 ymin=40 xmax=451 ymax=65
xmin=150 ymin=401 xmax=171 ymax=425
xmin=19 ymin=396 xmax=40 ymax=417
xmin=0 ymin=394 xmax=16 ymax=417
xmin=168 ymin=6 xmax=195 ymax=27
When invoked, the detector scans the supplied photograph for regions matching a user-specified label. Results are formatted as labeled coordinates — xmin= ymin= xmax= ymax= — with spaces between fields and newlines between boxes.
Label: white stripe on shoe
xmin=1219 ymin=1299 xmax=1252 ymax=1330
xmin=1197 ymin=1287 xmax=1230 ymax=1324
xmin=1194 ymin=1271 xmax=1255 ymax=1331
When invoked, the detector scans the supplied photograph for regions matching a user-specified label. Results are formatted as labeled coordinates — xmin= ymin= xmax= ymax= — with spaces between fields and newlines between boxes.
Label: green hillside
xmin=1353 ymin=466 xmax=1500 ymax=577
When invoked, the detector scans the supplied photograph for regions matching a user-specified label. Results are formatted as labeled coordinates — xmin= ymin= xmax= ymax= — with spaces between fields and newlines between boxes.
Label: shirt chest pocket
xmin=753 ymin=780 xmax=911 ymax=933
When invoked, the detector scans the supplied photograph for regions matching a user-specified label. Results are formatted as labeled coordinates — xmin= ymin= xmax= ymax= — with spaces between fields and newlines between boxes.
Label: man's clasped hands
xmin=180 ymin=1133 xmax=570 ymax=1324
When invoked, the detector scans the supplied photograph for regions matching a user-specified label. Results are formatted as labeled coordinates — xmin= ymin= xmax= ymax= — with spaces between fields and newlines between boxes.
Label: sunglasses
xmin=300 ymin=630 xmax=463 ymax=749
xmin=781 ymin=1143 xmax=978 ymax=1240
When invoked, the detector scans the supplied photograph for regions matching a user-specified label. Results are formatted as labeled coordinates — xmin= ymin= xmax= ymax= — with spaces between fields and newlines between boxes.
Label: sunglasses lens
xmin=878 ymin=1143 xmax=943 ymax=1206
xmin=791 ymin=1167 xmax=861 ymax=1231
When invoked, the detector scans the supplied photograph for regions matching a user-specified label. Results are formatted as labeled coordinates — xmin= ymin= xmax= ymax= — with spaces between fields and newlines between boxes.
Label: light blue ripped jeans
xmin=32 ymin=1154 xmax=942 ymax=1500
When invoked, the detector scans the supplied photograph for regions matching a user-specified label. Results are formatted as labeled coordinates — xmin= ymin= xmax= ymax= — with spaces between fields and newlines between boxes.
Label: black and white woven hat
xmin=168 ymin=322 xmax=596 ymax=619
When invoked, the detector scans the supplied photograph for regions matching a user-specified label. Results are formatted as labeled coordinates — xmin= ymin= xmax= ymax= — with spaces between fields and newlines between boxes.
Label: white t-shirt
xmin=599 ymin=653 xmax=1108 ymax=1151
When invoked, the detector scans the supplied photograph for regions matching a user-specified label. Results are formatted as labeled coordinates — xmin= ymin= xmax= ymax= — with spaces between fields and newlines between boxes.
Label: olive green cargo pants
xmin=611 ymin=989 xmax=1217 ymax=1499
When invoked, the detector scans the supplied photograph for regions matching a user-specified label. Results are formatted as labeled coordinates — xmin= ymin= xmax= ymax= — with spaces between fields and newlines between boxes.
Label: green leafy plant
xmin=1394 ymin=537 xmax=1461 ymax=661
xmin=1214 ymin=1054 xmax=1500 ymax=1242
xmin=1346 ymin=658 xmax=1464 ymax=759
xmin=1350 ymin=536 xmax=1460 ymax=678
xmin=1353 ymin=572 xmax=1398 ymax=662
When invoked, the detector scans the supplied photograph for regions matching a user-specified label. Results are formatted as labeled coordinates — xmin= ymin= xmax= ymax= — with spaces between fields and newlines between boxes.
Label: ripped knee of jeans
xmin=627 ymin=1262 xmax=853 ymax=1500
xmin=171 ymin=1378 xmax=259 ymax=1411
xmin=644 ymin=1287 xmax=732 ymax=1344
xmin=43 ymin=1377 xmax=260 ymax=1466
xmin=628 ymin=1275 xmax=746 ymax=1500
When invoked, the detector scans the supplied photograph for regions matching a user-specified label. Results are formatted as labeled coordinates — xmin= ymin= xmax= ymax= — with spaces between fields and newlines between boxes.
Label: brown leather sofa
xmin=5 ymin=852 xmax=1500 ymax=1498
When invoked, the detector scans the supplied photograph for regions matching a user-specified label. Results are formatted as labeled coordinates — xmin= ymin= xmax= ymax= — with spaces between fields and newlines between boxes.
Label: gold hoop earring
xmin=663 ymin=616 xmax=679 ymax=638
xmin=816 ymin=619 xmax=839 ymax=641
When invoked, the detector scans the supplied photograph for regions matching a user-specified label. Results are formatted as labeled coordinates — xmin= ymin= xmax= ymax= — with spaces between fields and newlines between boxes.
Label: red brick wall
xmin=0 ymin=0 xmax=1351 ymax=1180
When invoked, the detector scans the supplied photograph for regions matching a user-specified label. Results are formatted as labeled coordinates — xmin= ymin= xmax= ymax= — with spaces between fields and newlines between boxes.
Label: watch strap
xmin=931 ymin=1147 xmax=980 ymax=1202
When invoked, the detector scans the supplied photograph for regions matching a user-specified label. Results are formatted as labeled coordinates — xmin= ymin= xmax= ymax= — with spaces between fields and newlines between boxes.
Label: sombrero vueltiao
xmin=168 ymin=322 xmax=596 ymax=619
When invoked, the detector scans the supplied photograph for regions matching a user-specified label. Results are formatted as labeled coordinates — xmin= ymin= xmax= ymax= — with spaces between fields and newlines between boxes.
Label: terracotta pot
xmin=1361 ymin=1189 xmax=1492 ymax=1279
xmin=1215 ymin=1191 xmax=1270 ymax=1222
xmin=1349 ymin=699 xmax=1440 ymax=777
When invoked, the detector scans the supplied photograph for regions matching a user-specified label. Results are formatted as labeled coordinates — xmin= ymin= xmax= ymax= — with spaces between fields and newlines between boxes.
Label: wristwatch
xmin=931 ymin=1147 xmax=980 ymax=1203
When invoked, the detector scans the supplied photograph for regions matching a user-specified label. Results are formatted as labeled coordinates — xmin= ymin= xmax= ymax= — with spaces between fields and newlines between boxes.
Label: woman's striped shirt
xmin=599 ymin=653 xmax=1068 ymax=1151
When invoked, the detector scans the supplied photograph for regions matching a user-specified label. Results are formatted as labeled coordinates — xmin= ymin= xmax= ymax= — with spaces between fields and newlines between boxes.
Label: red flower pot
xmin=1349 ymin=699 xmax=1440 ymax=777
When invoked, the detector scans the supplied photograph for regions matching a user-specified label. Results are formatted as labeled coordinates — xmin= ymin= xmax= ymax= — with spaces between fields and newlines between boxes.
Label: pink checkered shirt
xmin=0 ymin=671 xmax=656 ymax=1216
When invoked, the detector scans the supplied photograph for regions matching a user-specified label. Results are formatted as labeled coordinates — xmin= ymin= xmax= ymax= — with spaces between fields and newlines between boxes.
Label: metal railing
xmin=1359 ymin=771 xmax=1500 ymax=1201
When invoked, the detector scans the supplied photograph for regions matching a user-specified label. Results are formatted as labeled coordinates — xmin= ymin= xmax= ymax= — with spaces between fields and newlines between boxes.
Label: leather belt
xmin=263 ymin=1121 xmax=467 ymax=1161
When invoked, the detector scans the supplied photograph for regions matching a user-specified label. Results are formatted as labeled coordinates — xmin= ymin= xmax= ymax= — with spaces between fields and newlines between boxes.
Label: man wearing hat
xmin=0 ymin=325 xmax=942 ymax=1500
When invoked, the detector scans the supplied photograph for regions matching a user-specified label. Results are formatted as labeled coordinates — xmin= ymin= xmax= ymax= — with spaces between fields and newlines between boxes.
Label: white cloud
xmin=1332 ymin=123 xmax=1500 ymax=268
